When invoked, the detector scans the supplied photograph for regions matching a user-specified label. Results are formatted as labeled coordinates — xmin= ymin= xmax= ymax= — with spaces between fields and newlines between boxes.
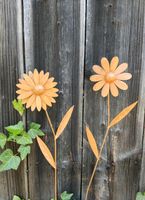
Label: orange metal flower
xmin=90 ymin=56 xmax=132 ymax=97
xmin=16 ymin=69 xmax=58 ymax=111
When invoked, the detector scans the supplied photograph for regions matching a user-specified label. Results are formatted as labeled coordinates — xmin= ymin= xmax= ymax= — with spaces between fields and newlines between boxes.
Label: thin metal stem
xmin=85 ymin=94 xmax=111 ymax=200
xmin=108 ymin=92 xmax=110 ymax=126
xmin=45 ymin=110 xmax=57 ymax=200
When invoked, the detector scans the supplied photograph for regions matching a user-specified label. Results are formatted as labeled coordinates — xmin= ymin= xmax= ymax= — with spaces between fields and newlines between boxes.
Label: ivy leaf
xmin=12 ymin=195 xmax=22 ymax=200
xmin=18 ymin=145 xmax=31 ymax=160
xmin=0 ymin=149 xmax=21 ymax=171
xmin=29 ymin=122 xmax=41 ymax=130
xmin=0 ymin=149 xmax=13 ymax=162
xmin=136 ymin=192 xmax=145 ymax=200
xmin=61 ymin=191 xmax=73 ymax=200
xmin=16 ymin=132 xmax=33 ymax=145
xmin=0 ymin=133 xmax=7 ymax=149
xmin=12 ymin=99 xmax=25 ymax=116
xmin=5 ymin=121 xmax=24 ymax=135
xmin=28 ymin=129 xmax=44 ymax=139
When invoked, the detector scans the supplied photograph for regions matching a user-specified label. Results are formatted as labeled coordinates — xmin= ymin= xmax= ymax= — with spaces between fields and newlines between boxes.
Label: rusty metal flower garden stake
xmin=16 ymin=69 xmax=74 ymax=200
xmin=85 ymin=57 xmax=138 ymax=200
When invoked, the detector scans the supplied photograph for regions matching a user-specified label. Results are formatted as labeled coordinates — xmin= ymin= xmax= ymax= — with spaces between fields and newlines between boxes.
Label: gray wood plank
xmin=23 ymin=0 xmax=85 ymax=199
xmin=82 ymin=0 xmax=145 ymax=199
xmin=0 ymin=0 xmax=28 ymax=199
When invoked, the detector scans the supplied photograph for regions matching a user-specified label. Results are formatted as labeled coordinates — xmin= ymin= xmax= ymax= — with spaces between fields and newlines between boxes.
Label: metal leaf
xmin=86 ymin=126 xmax=99 ymax=159
xmin=109 ymin=101 xmax=138 ymax=128
xmin=55 ymin=106 xmax=74 ymax=140
xmin=36 ymin=136 xmax=56 ymax=169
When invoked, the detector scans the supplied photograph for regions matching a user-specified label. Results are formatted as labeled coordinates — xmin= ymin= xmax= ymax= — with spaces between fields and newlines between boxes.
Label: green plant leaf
xmin=0 ymin=149 xmax=20 ymax=171
xmin=16 ymin=132 xmax=33 ymax=145
xmin=61 ymin=191 xmax=73 ymax=200
xmin=0 ymin=149 xmax=13 ymax=162
xmin=18 ymin=145 xmax=31 ymax=160
xmin=5 ymin=121 xmax=24 ymax=135
xmin=28 ymin=129 xmax=44 ymax=139
xmin=12 ymin=195 xmax=22 ymax=200
xmin=0 ymin=133 xmax=7 ymax=149
xmin=136 ymin=192 xmax=145 ymax=200
xmin=12 ymin=99 xmax=25 ymax=116
xmin=29 ymin=122 xmax=41 ymax=130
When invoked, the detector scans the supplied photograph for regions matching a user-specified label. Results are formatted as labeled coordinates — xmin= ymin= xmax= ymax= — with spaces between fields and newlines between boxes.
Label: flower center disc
xmin=34 ymin=85 xmax=44 ymax=95
xmin=105 ymin=72 xmax=116 ymax=83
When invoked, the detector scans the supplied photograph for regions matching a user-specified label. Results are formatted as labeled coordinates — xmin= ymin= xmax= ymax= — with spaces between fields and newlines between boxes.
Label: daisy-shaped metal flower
xmin=90 ymin=57 xmax=132 ymax=97
xmin=16 ymin=69 xmax=58 ymax=111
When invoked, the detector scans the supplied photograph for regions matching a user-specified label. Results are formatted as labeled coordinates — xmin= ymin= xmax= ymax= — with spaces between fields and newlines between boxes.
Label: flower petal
xmin=39 ymin=71 xmax=44 ymax=79
xmin=93 ymin=81 xmax=105 ymax=91
xmin=44 ymin=82 xmax=57 ymax=89
xmin=22 ymin=98 xmax=29 ymax=104
xmin=48 ymin=97 xmax=56 ymax=103
xmin=90 ymin=75 xmax=104 ymax=82
xmin=114 ymin=63 xmax=128 ymax=75
xmin=18 ymin=91 xmax=32 ymax=99
xmin=16 ymin=83 xmax=32 ymax=90
xmin=45 ymin=91 xmax=58 ymax=97
xmin=36 ymin=96 xmax=42 ymax=111
xmin=33 ymin=69 xmax=39 ymax=84
xmin=101 ymin=83 xmax=109 ymax=97
xmin=42 ymin=102 xmax=47 ymax=110
xmin=48 ymin=88 xmax=59 ymax=93
xmin=31 ymin=101 xmax=36 ymax=111
xmin=117 ymin=73 xmax=132 ymax=80
xmin=92 ymin=65 xmax=105 ymax=75
xmin=110 ymin=83 xmax=119 ymax=97
xmin=26 ymin=95 xmax=36 ymax=108
xmin=23 ymin=74 xmax=35 ymax=87
xmin=40 ymin=72 xmax=49 ymax=85
xmin=101 ymin=57 xmax=109 ymax=72
xmin=41 ymin=95 xmax=52 ymax=107
xmin=110 ymin=56 xmax=119 ymax=71
xmin=115 ymin=80 xmax=128 ymax=90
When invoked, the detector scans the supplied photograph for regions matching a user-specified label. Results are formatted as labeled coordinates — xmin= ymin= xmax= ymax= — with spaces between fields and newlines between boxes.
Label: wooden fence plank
xmin=0 ymin=0 xmax=28 ymax=199
xmin=82 ymin=0 xmax=145 ymax=200
xmin=23 ymin=0 xmax=85 ymax=199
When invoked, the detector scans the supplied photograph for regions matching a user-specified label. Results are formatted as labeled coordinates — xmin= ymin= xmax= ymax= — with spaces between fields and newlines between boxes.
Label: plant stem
xmin=85 ymin=127 xmax=109 ymax=200
xmin=45 ymin=110 xmax=57 ymax=200
xmin=85 ymin=93 xmax=111 ymax=200
xmin=108 ymin=92 xmax=110 ymax=126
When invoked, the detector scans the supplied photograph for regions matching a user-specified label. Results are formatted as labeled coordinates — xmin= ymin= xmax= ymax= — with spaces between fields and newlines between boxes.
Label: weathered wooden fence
xmin=0 ymin=0 xmax=145 ymax=199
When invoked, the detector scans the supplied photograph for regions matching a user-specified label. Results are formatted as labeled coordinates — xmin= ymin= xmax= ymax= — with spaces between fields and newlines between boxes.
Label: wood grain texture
xmin=23 ymin=0 xmax=85 ymax=199
xmin=82 ymin=0 xmax=145 ymax=200
xmin=0 ymin=0 xmax=28 ymax=199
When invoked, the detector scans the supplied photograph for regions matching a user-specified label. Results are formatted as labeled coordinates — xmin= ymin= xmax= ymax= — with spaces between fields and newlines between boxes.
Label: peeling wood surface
xmin=0 ymin=0 xmax=145 ymax=200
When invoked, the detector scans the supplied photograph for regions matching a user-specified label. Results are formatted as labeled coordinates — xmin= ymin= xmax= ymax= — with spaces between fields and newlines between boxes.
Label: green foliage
xmin=136 ymin=192 xmax=145 ymax=200
xmin=12 ymin=195 xmax=22 ymax=200
xmin=5 ymin=121 xmax=24 ymax=135
xmin=51 ymin=191 xmax=73 ymax=200
xmin=61 ymin=191 xmax=73 ymax=200
xmin=29 ymin=122 xmax=41 ymax=130
xmin=0 ymin=100 xmax=46 ymax=172
xmin=16 ymin=132 xmax=33 ymax=145
xmin=0 ymin=149 xmax=20 ymax=172
xmin=0 ymin=119 xmax=45 ymax=172
xmin=18 ymin=145 xmax=30 ymax=160
xmin=28 ymin=128 xmax=44 ymax=139
xmin=12 ymin=99 xmax=25 ymax=116
xmin=12 ymin=195 xmax=31 ymax=200
xmin=0 ymin=133 xmax=7 ymax=149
